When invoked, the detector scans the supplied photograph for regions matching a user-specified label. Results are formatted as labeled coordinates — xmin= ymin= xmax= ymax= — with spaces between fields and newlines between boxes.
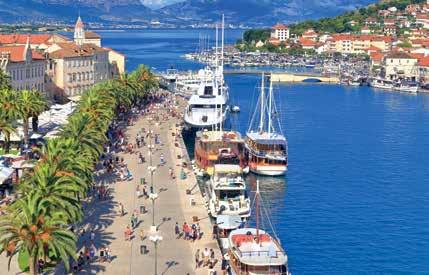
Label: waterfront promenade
xmin=0 ymin=92 xmax=221 ymax=274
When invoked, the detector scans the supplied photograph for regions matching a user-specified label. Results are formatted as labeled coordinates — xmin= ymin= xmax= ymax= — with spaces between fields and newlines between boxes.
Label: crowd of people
xmin=70 ymin=90 xmax=226 ymax=274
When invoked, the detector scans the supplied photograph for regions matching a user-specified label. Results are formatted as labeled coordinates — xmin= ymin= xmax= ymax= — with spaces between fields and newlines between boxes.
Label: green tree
xmin=17 ymin=90 xmax=47 ymax=145
xmin=0 ymin=194 xmax=76 ymax=275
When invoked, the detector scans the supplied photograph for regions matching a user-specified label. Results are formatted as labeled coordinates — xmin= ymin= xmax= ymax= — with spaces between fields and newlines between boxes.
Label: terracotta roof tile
xmin=0 ymin=45 xmax=44 ymax=62
xmin=272 ymin=24 xmax=288 ymax=30
xmin=417 ymin=55 xmax=429 ymax=67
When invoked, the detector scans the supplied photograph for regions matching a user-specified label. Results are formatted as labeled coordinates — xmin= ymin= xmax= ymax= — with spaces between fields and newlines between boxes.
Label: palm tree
xmin=0 ymin=89 xmax=19 ymax=153
xmin=60 ymin=113 xmax=107 ymax=162
xmin=17 ymin=90 xmax=47 ymax=145
xmin=0 ymin=70 xmax=11 ymax=90
xmin=0 ymin=111 xmax=15 ymax=154
xmin=0 ymin=194 xmax=76 ymax=275
xmin=19 ymin=161 xmax=86 ymax=223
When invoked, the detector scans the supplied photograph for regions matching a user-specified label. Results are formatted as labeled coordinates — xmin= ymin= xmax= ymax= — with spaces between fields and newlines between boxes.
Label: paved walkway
xmin=0 ymin=93 xmax=222 ymax=275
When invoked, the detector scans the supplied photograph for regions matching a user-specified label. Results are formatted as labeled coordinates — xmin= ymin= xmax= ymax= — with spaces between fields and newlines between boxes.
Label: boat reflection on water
xmin=246 ymin=173 xmax=287 ymax=200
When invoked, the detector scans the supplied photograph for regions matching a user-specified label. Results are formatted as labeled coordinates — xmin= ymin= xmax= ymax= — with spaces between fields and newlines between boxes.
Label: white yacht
xmin=184 ymin=73 xmax=228 ymax=128
xmin=393 ymin=81 xmax=418 ymax=93
xmin=183 ymin=15 xmax=229 ymax=129
xmin=206 ymin=164 xmax=251 ymax=220
xmin=369 ymin=77 xmax=394 ymax=90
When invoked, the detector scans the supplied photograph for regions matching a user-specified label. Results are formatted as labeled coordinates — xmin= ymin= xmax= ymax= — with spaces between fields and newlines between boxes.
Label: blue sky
xmin=140 ymin=0 xmax=183 ymax=9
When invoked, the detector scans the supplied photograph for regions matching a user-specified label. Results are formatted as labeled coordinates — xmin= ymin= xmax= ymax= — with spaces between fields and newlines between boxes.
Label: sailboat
xmin=245 ymin=74 xmax=288 ymax=176
xmin=184 ymin=16 xmax=229 ymax=130
xmin=227 ymin=181 xmax=289 ymax=274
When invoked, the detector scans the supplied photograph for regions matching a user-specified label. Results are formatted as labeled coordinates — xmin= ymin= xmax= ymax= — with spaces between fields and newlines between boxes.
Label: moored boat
xmin=206 ymin=164 xmax=251 ymax=220
xmin=194 ymin=130 xmax=248 ymax=176
xmin=227 ymin=182 xmax=289 ymax=275
xmin=245 ymin=74 xmax=288 ymax=176
xmin=369 ymin=77 xmax=394 ymax=90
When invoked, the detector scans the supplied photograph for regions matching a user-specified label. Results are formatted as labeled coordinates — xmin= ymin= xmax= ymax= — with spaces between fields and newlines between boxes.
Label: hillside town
xmin=232 ymin=0 xmax=429 ymax=89
xmin=0 ymin=16 xmax=124 ymax=102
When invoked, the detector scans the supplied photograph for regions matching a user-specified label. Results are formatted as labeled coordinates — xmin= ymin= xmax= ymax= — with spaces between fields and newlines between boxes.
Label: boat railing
xmin=235 ymin=247 xmax=285 ymax=259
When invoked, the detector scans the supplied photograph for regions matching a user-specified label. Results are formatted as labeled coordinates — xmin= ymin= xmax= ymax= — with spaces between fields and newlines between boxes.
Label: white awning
xmin=0 ymin=166 xmax=14 ymax=184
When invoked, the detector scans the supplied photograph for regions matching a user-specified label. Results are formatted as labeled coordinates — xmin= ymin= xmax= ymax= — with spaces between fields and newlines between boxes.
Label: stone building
xmin=0 ymin=38 xmax=46 ymax=94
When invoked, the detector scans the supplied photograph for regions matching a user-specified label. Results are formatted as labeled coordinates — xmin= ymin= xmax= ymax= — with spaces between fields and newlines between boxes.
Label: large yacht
xmin=206 ymin=164 xmax=251 ymax=220
xmin=183 ymin=70 xmax=228 ymax=128
xmin=183 ymin=15 xmax=229 ymax=129
xmin=245 ymin=74 xmax=288 ymax=176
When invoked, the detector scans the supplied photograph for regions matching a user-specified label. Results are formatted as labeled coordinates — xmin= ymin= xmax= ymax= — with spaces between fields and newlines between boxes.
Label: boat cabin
xmin=228 ymin=228 xmax=288 ymax=275
xmin=195 ymin=131 xmax=247 ymax=175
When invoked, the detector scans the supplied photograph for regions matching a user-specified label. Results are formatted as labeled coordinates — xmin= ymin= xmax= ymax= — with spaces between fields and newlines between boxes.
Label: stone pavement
xmin=0 ymin=93 xmax=222 ymax=275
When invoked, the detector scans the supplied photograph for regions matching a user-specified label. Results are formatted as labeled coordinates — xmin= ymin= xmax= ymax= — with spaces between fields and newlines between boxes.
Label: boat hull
xmin=249 ymin=164 xmax=287 ymax=176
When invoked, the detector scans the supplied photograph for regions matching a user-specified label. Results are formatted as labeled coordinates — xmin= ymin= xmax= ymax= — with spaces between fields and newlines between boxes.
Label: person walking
xmin=203 ymin=248 xmax=210 ymax=267
xmin=195 ymin=249 xmax=200 ymax=269
xmin=175 ymin=222 xmax=180 ymax=238
xmin=90 ymin=230 xmax=95 ymax=242
xmin=119 ymin=202 xmax=125 ymax=216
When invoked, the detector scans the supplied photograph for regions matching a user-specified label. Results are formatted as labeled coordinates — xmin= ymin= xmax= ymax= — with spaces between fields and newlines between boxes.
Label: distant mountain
xmin=0 ymin=0 xmax=156 ymax=23
xmin=160 ymin=0 xmax=379 ymax=26
xmin=0 ymin=0 xmax=379 ymax=26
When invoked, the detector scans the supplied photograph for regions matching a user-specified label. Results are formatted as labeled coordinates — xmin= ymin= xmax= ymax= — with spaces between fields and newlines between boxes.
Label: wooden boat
xmin=245 ymin=74 xmax=288 ymax=176
xmin=194 ymin=130 xmax=248 ymax=176
xmin=227 ymin=181 xmax=289 ymax=275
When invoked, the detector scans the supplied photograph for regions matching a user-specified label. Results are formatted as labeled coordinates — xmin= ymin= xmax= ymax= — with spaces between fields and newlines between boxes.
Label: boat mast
xmin=214 ymin=23 xmax=219 ymax=132
xmin=256 ymin=180 xmax=260 ymax=244
xmin=268 ymin=78 xmax=273 ymax=135
xmin=259 ymin=73 xmax=265 ymax=133
xmin=220 ymin=14 xmax=225 ymax=133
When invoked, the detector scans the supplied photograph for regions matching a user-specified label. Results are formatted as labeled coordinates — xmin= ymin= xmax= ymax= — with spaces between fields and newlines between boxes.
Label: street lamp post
xmin=149 ymin=232 xmax=163 ymax=275
xmin=148 ymin=128 xmax=157 ymax=230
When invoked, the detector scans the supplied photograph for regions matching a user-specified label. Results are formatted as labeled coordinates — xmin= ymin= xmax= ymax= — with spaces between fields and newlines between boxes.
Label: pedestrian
xmin=221 ymin=255 xmax=228 ymax=275
xmin=203 ymin=248 xmax=210 ymax=266
xmin=90 ymin=229 xmax=95 ymax=242
xmin=210 ymin=248 xmax=215 ymax=265
xmin=182 ymin=222 xmax=189 ymax=240
xmin=169 ymin=167 xmax=173 ymax=179
xmin=160 ymin=153 xmax=165 ymax=165
xmin=196 ymin=223 xmax=201 ymax=239
xmin=119 ymin=202 xmax=125 ymax=216
xmin=195 ymin=249 xmax=200 ymax=269
xmin=139 ymin=228 xmax=145 ymax=241
xmin=99 ymin=246 xmax=106 ymax=262
xmin=212 ymin=223 xmax=218 ymax=239
xmin=131 ymin=213 xmax=135 ymax=228
xmin=175 ymin=222 xmax=180 ymax=238
xmin=124 ymin=226 xmax=132 ymax=241
xmin=105 ymin=246 xmax=111 ymax=263
xmin=136 ymin=185 xmax=141 ymax=198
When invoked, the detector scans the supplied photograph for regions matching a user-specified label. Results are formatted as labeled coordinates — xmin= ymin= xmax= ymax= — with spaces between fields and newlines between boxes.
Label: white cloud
xmin=140 ymin=0 xmax=183 ymax=9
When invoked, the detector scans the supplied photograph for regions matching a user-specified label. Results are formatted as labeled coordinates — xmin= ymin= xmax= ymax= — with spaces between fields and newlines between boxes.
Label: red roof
xmin=417 ymin=55 xmax=429 ymax=67
xmin=0 ymin=34 xmax=53 ymax=45
xmin=299 ymin=38 xmax=316 ymax=47
xmin=0 ymin=45 xmax=44 ymax=62
xmin=272 ymin=24 xmax=288 ymax=30
xmin=268 ymin=37 xmax=281 ymax=46
xmin=331 ymin=34 xmax=393 ymax=43
xmin=365 ymin=45 xmax=382 ymax=52
xmin=370 ymin=52 xmax=384 ymax=61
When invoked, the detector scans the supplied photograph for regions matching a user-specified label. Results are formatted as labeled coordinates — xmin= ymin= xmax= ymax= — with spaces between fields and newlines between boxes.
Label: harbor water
xmin=100 ymin=29 xmax=429 ymax=273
